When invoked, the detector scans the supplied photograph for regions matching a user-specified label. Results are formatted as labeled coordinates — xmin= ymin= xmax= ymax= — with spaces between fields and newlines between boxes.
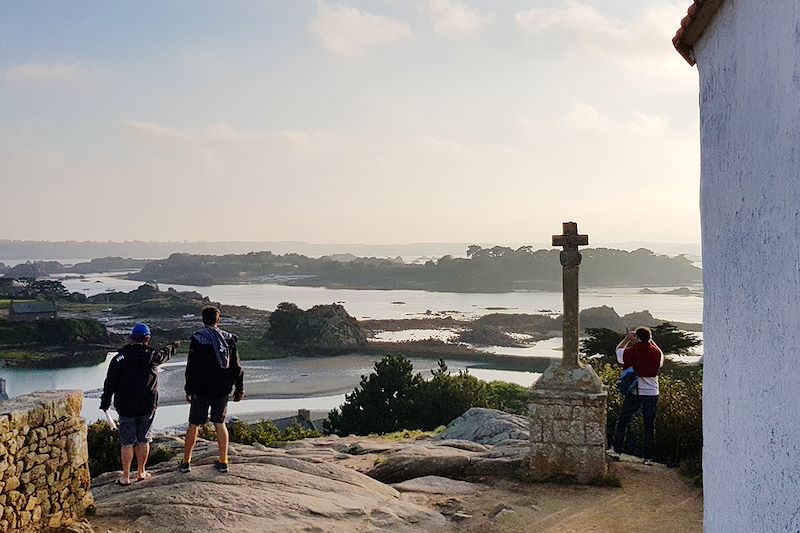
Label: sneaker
xmin=606 ymin=448 xmax=621 ymax=459
xmin=213 ymin=461 xmax=229 ymax=473
xmin=179 ymin=462 xmax=191 ymax=473
xmin=643 ymin=458 xmax=654 ymax=466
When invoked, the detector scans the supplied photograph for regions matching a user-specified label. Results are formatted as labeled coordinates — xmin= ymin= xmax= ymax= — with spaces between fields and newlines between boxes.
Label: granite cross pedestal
xmin=527 ymin=221 xmax=607 ymax=483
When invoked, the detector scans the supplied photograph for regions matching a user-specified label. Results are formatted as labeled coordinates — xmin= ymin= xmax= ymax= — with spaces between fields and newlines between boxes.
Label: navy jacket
xmin=184 ymin=328 xmax=244 ymax=398
xmin=100 ymin=343 xmax=177 ymax=417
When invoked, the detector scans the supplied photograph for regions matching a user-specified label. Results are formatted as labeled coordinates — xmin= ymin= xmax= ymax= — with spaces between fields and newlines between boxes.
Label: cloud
xmin=626 ymin=112 xmax=667 ymax=137
xmin=412 ymin=134 xmax=514 ymax=157
xmin=514 ymin=1 xmax=689 ymax=74
xmin=120 ymin=120 xmax=345 ymax=153
xmin=561 ymin=102 xmax=607 ymax=131
xmin=421 ymin=0 xmax=494 ymax=37
xmin=552 ymin=102 xmax=670 ymax=137
xmin=4 ymin=62 xmax=91 ymax=89
xmin=308 ymin=1 xmax=412 ymax=57
xmin=121 ymin=121 xmax=188 ymax=141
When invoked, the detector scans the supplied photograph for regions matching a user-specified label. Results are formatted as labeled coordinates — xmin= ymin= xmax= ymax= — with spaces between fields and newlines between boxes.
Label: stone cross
xmin=552 ymin=221 xmax=589 ymax=369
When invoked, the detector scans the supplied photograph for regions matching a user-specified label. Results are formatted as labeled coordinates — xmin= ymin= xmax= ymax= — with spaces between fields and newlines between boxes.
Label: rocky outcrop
xmin=579 ymin=305 xmax=626 ymax=331
xmin=455 ymin=325 xmax=522 ymax=347
xmin=267 ymin=303 xmax=367 ymax=353
xmin=89 ymin=409 xmax=537 ymax=531
xmin=304 ymin=304 xmax=367 ymax=350
xmin=367 ymin=408 xmax=531 ymax=483
xmin=90 ymin=439 xmax=445 ymax=533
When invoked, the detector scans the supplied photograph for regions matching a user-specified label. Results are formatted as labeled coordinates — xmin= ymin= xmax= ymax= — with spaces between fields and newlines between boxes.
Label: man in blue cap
xmin=100 ymin=323 xmax=179 ymax=486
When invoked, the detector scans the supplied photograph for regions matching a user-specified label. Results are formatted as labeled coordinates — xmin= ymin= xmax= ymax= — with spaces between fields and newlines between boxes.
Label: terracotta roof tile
xmin=673 ymin=0 xmax=726 ymax=66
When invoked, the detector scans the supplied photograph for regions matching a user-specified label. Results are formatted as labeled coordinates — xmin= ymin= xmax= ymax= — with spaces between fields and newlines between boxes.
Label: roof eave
xmin=673 ymin=0 xmax=727 ymax=66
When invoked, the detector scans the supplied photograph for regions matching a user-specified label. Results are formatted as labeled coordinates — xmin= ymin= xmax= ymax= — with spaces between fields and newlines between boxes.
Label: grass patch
xmin=376 ymin=428 xmax=442 ymax=441
xmin=0 ymin=299 xmax=34 ymax=310
xmin=236 ymin=337 xmax=291 ymax=360
xmin=0 ymin=350 xmax=47 ymax=361
xmin=149 ymin=444 xmax=178 ymax=466
xmin=58 ymin=302 xmax=111 ymax=313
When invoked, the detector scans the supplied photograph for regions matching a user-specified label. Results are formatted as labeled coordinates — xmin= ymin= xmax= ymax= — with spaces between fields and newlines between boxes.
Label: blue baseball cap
xmin=131 ymin=323 xmax=151 ymax=338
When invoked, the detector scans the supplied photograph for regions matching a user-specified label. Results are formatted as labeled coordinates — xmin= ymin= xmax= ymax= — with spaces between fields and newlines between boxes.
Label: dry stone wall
xmin=0 ymin=390 xmax=92 ymax=532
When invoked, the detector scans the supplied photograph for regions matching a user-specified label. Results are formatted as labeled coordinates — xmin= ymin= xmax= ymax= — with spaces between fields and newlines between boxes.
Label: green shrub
xmin=485 ymin=381 xmax=530 ymax=415
xmin=325 ymin=354 xmax=422 ymax=435
xmin=411 ymin=364 xmax=489 ymax=430
xmin=201 ymin=420 xmax=321 ymax=445
xmin=679 ymin=454 xmax=703 ymax=486
xmin=87 ymin=419 xmax=179 ymax=477
xmin=87 ymin=420 xmax=121 ymax=477
xmin=325 ymin=355 xmax=531 ymax=436
xmin=148 ymin=444 xmax=177 ymax=466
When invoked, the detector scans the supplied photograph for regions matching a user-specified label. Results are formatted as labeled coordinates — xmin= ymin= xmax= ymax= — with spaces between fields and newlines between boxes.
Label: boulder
xmin=368 ymin=444 xmax=476 ymax=483
xmin=437 ymin=408 xmax=529 ymax=446
xmin=367 ymin=409 xmax=532 ymax=483
xmin=392 ymin=476 xmax=483 ymax=495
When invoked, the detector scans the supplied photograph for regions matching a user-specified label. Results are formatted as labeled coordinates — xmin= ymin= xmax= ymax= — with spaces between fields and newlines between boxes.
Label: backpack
xmin=616 ymin=367 xmax=638 ymax=396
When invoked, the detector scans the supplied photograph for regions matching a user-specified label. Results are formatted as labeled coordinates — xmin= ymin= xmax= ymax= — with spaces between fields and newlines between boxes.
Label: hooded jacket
xmin=184 ymin=327 xmax=244 ymax=398
xmin=100 ymin=342 xmax=177 ymax=417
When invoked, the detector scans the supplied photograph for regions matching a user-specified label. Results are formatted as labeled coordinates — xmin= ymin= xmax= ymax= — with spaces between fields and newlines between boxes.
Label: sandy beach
xmin=154 ymin=353 xmax=502 ymax=405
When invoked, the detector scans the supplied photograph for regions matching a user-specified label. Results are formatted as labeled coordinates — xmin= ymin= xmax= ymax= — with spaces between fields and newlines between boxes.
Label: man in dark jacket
xmin=100 ymin=323 xmax=179 ymax=485
xmin=181 ymin=306 xmax=244 ymax=474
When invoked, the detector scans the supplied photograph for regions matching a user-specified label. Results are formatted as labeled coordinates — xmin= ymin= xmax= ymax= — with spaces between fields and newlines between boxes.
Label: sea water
xmin=5 ymin=272 xmax=702 ymax=428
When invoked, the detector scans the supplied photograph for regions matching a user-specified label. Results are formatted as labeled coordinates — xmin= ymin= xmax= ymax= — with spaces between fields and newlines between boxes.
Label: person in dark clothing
xmin=181 ymin=306 xmax=244 ymax=474
xmin=100 ymin=323 xmax=179 ymax=485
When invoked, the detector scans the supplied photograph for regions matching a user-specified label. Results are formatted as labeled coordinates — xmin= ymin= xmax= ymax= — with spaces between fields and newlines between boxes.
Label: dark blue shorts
xmin=119 ymin=413 xmax=155 ymax=446
xmin=188 ymin=394 xmax=229 ymax=425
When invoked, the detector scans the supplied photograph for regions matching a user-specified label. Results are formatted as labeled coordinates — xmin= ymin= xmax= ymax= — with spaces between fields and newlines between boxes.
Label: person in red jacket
xmin=607 ymin=327 xmax=664 ymax=465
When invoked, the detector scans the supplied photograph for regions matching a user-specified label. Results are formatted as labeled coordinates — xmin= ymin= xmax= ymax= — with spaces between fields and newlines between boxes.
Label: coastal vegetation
xmin=598 ymin=362 xmax=703 ymax=476
xmin=115 ymin=246 xmax=701 ymax=292
xmin=580 ymin=325 xmax=703 ymax=476
xmin=325 ymin=353 xmax=703 ymax=479
xmin=198 ymin=420 xmax=322 ymax=445
xmin=581 ymin=323 xmax=702 ymax=366
xmin=86 ymin=418 xmax=322 ymax=476
xmin=324 ymin=355 xmax=530 ymax=436
xmin=0 ymin=318 xmax=110 ymax=367
xmin=86 ymin=420 xmax=177 ymax=476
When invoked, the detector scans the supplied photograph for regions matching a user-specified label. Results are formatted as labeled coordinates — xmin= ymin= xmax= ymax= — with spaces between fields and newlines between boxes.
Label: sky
xmin=0 ymin=0 xmax=701 ymax=244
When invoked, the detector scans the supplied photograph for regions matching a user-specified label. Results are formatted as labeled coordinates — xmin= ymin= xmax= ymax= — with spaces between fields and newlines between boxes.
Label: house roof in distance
xmin=673 ymin=0 xmax=727 ymax=66
xmin=10 ymin=301 xmax=57 ymax=314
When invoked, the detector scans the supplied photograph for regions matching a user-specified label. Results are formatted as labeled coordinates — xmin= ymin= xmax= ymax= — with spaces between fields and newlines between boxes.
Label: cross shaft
xmin=552 ymin=221 xmax=588 ymax=369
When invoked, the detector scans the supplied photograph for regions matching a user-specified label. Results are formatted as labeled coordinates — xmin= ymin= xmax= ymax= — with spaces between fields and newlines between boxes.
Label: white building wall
xmin=693 ymin=1 xmax=800 ymax=531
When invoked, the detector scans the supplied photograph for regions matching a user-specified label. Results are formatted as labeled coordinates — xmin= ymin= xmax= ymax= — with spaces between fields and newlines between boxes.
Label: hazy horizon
xmin=2 ymin=1 xmax=700 ymax=244
xmin=0 ymin=238 xmax=702 ymax=262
